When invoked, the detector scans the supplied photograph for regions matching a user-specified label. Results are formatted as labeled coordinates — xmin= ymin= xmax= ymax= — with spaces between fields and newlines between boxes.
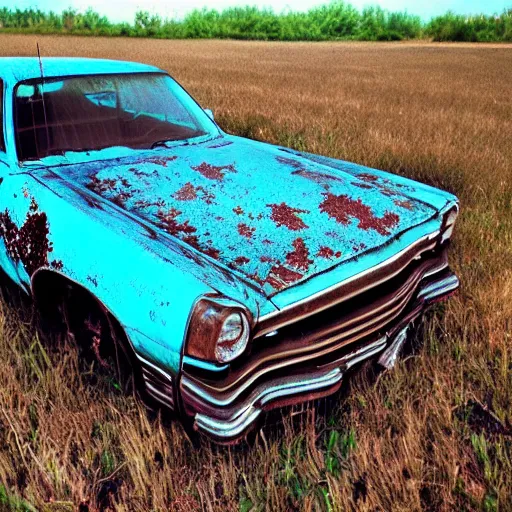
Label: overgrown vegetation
xmin=0 ymin=35 xmax=511 ymax=510
xmin=1 ymin=3 xmax=512 ymax=42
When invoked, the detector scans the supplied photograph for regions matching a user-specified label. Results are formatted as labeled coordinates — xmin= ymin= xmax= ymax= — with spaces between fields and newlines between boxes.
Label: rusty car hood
xmin=46 ymin=136 xmax=440 ymax=297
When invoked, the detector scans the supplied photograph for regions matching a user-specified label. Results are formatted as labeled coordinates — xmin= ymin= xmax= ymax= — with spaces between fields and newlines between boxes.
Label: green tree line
xmin=1 ymin=3 xmax=511 ymax=42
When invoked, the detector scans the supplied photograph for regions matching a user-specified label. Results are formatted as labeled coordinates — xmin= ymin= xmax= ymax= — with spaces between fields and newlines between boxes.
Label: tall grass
xmin=0 ymin=35 xmax=511 ymax=510
xmin=1 ymin=3 xmax=512 ymax=42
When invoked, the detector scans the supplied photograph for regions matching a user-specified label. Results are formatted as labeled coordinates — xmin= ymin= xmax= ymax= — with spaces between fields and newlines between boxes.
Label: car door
xmin=0 ymin=77 xmax=46 ymax=292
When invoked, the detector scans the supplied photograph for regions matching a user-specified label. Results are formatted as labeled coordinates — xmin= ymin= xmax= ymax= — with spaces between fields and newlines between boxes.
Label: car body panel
xmin=0 ymin=58 xmax=460 ymax=440
xmin=33 ymin=135 xmax=452 ymax=301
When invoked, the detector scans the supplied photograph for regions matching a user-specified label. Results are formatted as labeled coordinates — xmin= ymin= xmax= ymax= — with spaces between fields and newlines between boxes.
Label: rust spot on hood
xmin=320 ymin=193 xmax=400 ymax=236
xmin=204 ymin=246 xmax=221 ymax=259
xmin=207 ymin=140 xmax=234 ymax=149
xmin=352 ymin=182 xmax=373 ymax=190
xmin=358 ymin=173 xmax=414 ymax=198
xmin=174 ymin=182 xmax=198 ymax=201
xmin=192 ymin=162 xmax=236 ymax=181
xmin=238 ymin=223 xmax=255 ymax=239
xmin=277 ymin=156 xmax=342 ymax=190
xmin=358 ymin=173 xmax=379 ymax=183
xmin=0 ymin=201 xmax=52 ymax=276
xmin=173 ymin=183 xmax=216 ymax=205
xmin=266 ymin=264 xmax=303 ymax=290
xmin=267 ymin=202 xmax=309 ymax=231
xmin=156 ymin=208 xmax=197 ymax=237
xmin=317 ymin=246 xmax=335 ymax=259
xmin=233 ymin=206 xmax=244 ymax=215
xmin=133 ymin=155 xmax=178 ymax=167
xmin=234 ymin=256 xmax=250 ymax=266
xmin=286 ymin=238 xmax=313 ymax=271
xmin=86 ymin=175 xmax=136 ymax=208
xmin=394 ymin=199 xmax=414 ymax=210
xmin=276 ymin=156 xmax=304 ymax=169
xmin=292 ymin=169 xmax=343 ymax=189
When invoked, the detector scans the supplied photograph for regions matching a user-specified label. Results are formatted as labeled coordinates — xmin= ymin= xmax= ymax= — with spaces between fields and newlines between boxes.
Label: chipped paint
xmin=0 ymin=201 xmax=52 ymax=276
xmin=174 ymin=182 xmax=198 ymax=201
xmin=238 ymin=223 xmax=255 ymax=239
xmin=50 ymin=259 xmax=64 ymax=270
xmin=39 ymin=135 xmax=442 ymax=297
xmin=267 ymin=203 xmax=309 ymax=231
xmin=320 ymin=193 xmax=400 ymax=236
xmin=192 ymin=162 xmax=236 ymax=181
xmin=394 ymin=199 xmax=414 ymax=210
xmin=285 ymin=238 xmax=313 ymax=271
xmin=317 ymin=246 xmax=335 ymax=259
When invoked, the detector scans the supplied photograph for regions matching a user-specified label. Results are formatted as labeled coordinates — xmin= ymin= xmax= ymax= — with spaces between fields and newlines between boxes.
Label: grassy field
xmin=0 ymin=35 xmax=511 ymax=511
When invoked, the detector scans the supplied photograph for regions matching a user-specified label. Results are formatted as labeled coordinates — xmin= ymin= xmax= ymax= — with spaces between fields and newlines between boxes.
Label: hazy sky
xmin=8 ymin=0 xmax=511 ymax=23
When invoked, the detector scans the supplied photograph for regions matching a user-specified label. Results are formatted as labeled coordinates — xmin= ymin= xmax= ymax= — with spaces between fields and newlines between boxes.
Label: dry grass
xmin=0 ymin=35 xmax=511 ymax=511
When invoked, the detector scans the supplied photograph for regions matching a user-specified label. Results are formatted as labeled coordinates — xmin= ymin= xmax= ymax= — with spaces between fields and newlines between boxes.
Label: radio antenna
xmin=36 ymin=42 xmax=50 ymax=158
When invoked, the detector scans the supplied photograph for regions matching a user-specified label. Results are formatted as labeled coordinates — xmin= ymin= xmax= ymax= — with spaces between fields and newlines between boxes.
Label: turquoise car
xmin=0 ymin=57 xmax=459 ymax=442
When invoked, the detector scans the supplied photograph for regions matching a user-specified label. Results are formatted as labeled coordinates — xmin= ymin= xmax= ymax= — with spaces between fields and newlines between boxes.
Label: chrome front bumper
xmin=180 ymin=268 xmax=459 ymax=443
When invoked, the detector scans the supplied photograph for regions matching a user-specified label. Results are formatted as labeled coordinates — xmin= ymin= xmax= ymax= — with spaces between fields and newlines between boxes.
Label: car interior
xmin=14 ymin=79 xmax=204 ymax=160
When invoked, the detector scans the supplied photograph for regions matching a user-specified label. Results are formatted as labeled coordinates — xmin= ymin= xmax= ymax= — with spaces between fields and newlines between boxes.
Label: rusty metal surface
xmin=42 ymin=139 xmax=440 ymax=297
xmin=0 ymin=59 xmax=459 ymax=433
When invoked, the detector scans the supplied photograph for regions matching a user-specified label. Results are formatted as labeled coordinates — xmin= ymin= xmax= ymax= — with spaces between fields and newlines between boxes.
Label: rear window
xmin=0 ymin=80 xmax=5 ymax=152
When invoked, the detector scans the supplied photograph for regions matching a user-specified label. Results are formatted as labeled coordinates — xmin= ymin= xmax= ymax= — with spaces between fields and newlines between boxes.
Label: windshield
xmin=14 ymin=72 xmax=217 ymax=161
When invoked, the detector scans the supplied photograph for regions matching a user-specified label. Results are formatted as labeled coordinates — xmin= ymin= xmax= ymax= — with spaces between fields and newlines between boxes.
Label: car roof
xmin=0 ymin=57 xmax=164 ymax=86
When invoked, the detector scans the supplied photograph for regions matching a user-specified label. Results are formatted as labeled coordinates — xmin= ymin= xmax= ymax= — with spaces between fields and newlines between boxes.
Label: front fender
xmin=1 ymin=169 xmax=269 ymax=376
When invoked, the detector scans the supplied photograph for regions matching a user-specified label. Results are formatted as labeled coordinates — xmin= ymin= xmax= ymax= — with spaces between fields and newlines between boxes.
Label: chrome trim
xmin=136 ymin=353 xmax=175 ymax=409
xmin=317 ymin=336 xmax=387 ymax=370
xmin=257 ymin=230 xmax=440 ymax=332
xmin=378 ymin=326 xmax=409 ymax=370
xmin=418 ymin=274 xmax=459 ymax=300
xmin=194 ymin=368 xmax=342 ymax=439
xmin=136 ymin=353 xmax=174 ymax=384
xmin=187 ymin=260 xmax=447 ymax=399
xmin=183 ymin=268 xmax=459 ymax=441
xmin=145 ymin=381 xmax=174 ymax=408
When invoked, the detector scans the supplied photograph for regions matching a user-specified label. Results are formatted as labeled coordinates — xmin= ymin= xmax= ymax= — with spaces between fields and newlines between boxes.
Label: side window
xmin=0 ymin=80 xmax=5 ymax=152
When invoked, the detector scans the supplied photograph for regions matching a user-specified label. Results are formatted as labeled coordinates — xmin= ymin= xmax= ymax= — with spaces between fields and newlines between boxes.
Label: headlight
xmin=185 ymin=296 xmax=252 ymax=363
xmin=440 ymin=203 xmax=459 ymax=243
xmin=215 ymin=312 xmax=250 ymax=363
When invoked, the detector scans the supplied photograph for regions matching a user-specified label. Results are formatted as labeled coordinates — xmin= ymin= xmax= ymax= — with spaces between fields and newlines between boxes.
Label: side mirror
xmin=204 ymin=108 xmax=214 ymax=121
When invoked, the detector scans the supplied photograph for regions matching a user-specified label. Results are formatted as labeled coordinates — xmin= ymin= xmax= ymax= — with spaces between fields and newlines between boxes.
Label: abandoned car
xmin=0 ymin=58 xmax=459 ymax=442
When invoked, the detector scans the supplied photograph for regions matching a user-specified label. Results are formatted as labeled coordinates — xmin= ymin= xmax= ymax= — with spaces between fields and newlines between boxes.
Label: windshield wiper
xmin=150 ymin=139 xmax=175 ymax=149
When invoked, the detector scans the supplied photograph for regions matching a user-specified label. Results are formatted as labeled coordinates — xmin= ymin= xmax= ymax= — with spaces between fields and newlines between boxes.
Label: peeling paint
xmin=156 ymin=208 xmax=197 ymax=238
xmin=50 ymin=259 xmax=64 ymax=270
xmin=267 ymin=202 xmax=309 ymax=231
xmin=238 ymin=223 xmax=255 ymax=239
xmin=174 ymin=182 xmax=198 ymax=201
xmin=192 ymin=162 xmax=236 ymax=181
xmin=320 ymin=193 xmax=400 ymax=236
xmin=48 ymin=136 xmax=438 ymax=294
xmin=0 ymin=201 xmax=52 ymax=276
xmin=87 ymin=275 xmax=98 ymax=287
xmin=317 ymin=246 xmax=335 ymax=259
xmin=394 ymin=199 xmax=414 ymax=210
xmin=134 ymin=155 xmax=178 ymax=168
xmin=286 ymin=238 xmax=313 ymax=271
xmin=266 ymin=264 xmax=303 ymax=290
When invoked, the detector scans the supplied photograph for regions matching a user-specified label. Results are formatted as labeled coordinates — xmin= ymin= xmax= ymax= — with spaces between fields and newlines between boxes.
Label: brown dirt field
xmin=0 ymin=34 xmax=511 ymax=511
